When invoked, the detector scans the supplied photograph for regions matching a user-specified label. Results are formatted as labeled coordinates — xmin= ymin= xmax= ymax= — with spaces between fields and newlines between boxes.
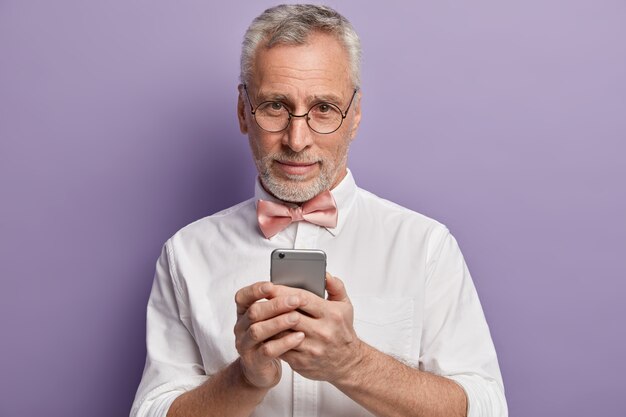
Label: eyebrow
xmin=311 ymin=93 xmax=343 ymax=104
xmin=256 ymin=91 xmax=344 ymax=107
xmin=258 ymin=93 xmax=289 ymax=103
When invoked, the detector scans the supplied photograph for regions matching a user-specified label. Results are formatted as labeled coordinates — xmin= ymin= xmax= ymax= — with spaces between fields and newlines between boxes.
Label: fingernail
xmin=287 ymin=295 xmax=299 ymax=307
xmin=294 ymin=332 xmax=305 ymax=340
xmin=260 ymin=283 xmax=271 ymax=294
xmin=287 ymin=312 xmax=299 ymax=323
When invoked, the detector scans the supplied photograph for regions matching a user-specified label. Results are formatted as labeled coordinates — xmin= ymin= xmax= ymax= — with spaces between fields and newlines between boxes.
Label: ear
xmin=348 ymin=90 xmax=362 ymax=140
xmin=237 ymin=84 xmax=248 ymax=135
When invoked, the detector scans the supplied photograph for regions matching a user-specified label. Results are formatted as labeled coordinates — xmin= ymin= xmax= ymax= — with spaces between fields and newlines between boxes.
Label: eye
xmin=258 ymin=101 xmax=287 ymax=116
xmin=311 ymin=103 xmax=340 ymax=119
xmin=270 ymin=102 xmax=284 ymax=111
xmin=317 ymin=103 xmax=331 ymax=113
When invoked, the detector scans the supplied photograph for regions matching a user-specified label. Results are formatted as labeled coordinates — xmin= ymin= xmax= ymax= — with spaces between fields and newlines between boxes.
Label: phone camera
xmin=278 ymin=252 xmax=285 ymax=259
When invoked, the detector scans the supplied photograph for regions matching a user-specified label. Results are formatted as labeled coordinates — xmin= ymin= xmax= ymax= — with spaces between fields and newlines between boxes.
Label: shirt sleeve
xmin=420 ymin=227 xmax=508 ymax=417
xmin=130 ymin=241 xmax=209 ymax=417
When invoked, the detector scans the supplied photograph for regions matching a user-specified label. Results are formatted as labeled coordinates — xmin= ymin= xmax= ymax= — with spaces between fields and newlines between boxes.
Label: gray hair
xmin=240 ymin=4 xmax=362 ymax=88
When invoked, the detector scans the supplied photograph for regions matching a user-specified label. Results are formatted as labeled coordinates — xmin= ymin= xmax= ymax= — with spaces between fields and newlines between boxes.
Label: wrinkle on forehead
xmin=256 ymin=59 xmax=350 ymax=85
xmin=249 ymin=32 xmax=353 ymax=102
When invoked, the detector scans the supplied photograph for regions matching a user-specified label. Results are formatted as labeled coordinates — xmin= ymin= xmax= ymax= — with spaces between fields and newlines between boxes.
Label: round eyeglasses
xmin=243 ymin=85 xmax=358 ymax=134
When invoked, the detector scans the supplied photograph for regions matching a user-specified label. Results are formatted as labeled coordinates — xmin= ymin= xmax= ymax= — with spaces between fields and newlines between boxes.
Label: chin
xmin=262 ymin=174 xmax=328 ymax=203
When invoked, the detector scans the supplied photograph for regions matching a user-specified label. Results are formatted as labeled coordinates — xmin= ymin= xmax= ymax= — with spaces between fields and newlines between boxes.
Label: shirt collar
xmin=254 ymin=169 xmax=358 ymax=238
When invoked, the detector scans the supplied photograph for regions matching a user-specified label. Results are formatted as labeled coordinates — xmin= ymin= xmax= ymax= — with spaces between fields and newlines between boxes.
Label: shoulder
xmin=356 ymin=187 xmax=448 ymax=231
xmin=353 ymin=186 xmax=452 ymax=257
xmin=167 ymin=197 xmax=257 ymax=248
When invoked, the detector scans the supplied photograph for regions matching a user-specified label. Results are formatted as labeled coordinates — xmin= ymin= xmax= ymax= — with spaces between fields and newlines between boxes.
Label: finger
xmin=234 ymin=291 xmax=305 ymax=338
xmin=270 ymin=285 xmax=326 ymax=318
xmin=325 ymin=273 xmax=349 ymax=302
xmin=279 ymin=341 xmax=313 ymax=362
xmin=285 ymin=312 xmax=317 ymax=337
xmin=287 ymin=274 xmax=350 ymax=317
xmin=239 ymin=310 xmax=302 ymax=351
xmin=255 ymin=331 xmax=305 ymax=360
xmin=236 ymin=293 xmax=305 ymax=339
xmin=235 ymin=281 xmax=273 ymax=315
xmin=268 ymin=284 xmax=310 ymax=300
xmin=294 ymin=295 xmax=326 ymax=319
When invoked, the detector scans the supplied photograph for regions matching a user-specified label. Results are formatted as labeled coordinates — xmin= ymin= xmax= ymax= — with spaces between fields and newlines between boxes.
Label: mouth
xmin=275 ymin=160 xmax=319 ymax=176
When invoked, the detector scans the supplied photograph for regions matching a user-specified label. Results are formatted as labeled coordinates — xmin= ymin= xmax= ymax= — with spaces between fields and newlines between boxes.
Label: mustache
xmin=265 ymin=150 xmax=321 ymax=165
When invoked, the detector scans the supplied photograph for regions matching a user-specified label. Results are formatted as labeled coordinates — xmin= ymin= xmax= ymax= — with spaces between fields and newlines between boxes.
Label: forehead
xmin=250 ymin=32 xmax=353 ymax=99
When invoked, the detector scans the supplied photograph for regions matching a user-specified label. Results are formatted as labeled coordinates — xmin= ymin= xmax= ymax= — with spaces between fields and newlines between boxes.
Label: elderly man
xmin=131 ymin=4 xmax=507 ymax=417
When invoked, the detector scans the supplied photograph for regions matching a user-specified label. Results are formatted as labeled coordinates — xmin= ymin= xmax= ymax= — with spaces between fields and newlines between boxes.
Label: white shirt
xmin=131 ymin=170 xmax=507 ymax=417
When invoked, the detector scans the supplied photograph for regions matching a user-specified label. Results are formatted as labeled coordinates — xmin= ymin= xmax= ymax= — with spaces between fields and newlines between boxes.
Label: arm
xmin=337 ymin=341 xmax=467 ymax=417
xmin=131 ymin=243 xmax=308 ymax=417
xmin=167 ymin=282 xmax=309 ymax=417
xmin=279 ymin=274 xmax=467 ymax=417
xmin=279 ymin=228 xmax=507 ymax=417
xmin=131 ymin=243 xmax=210 ymax=417
xmin=166 ymin=359 xmax=267 ymax=417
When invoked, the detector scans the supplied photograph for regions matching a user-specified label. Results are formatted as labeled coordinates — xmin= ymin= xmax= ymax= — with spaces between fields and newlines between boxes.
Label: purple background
xmin=1 ymin=1 xmax=624 ymax=416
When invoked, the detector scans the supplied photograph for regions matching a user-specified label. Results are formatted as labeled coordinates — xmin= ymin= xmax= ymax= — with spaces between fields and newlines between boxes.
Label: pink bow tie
xmin=257 ymin=191 xmax=338 ymax=239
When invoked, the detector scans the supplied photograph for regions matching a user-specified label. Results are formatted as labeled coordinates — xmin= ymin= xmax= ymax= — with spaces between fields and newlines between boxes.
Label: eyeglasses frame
xmin=243 ymin=84 xmax=358 ymax=134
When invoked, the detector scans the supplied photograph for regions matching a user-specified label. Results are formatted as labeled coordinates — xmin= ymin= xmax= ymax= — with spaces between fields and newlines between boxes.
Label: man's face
xmin=237 ymin=32 xmax=361 ymax=203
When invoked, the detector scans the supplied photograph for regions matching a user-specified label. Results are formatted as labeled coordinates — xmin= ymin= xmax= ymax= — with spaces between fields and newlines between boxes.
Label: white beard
xmin=255 ymin=148 xmax=347 ymax=203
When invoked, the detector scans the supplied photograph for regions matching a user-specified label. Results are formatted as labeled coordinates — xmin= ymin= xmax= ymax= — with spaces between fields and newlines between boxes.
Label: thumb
xmin=325 ymin=272 xmax=349 ymax=302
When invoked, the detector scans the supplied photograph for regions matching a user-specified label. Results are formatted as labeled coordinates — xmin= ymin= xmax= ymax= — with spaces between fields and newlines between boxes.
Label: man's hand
xmin=233 ymin=281 xmax=308 ymax=389
xmin=279 ymin=273 xmax=364 ymax=383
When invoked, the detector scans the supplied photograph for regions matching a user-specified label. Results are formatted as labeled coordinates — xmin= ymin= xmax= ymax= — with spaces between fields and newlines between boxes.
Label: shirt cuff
xmin=447 ymin=374 xmax=508 ymax=417
xmin=131 ymin=375 xmax=210 ymax=417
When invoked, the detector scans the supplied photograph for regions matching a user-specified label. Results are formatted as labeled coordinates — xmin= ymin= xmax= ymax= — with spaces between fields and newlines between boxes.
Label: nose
xmin=283 ymin=114 xmax=313 ymax=152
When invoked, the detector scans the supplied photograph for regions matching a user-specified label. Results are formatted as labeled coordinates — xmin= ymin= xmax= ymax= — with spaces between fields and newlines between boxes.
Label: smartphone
xmin=270 ymin=249 xmax=326 ymax=297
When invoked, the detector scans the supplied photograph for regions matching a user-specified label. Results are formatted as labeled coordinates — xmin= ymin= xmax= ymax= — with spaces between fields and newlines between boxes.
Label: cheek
xmin=325 ymin=137 xmax=351 ymax=161
xmin=248 ymin=132 xmax=283 ymax=159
